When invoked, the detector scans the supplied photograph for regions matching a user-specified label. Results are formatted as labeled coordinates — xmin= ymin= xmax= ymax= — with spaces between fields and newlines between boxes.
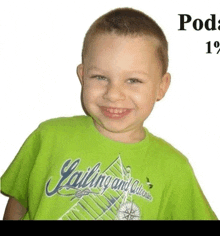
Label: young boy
xmin=0 ymin=8 xmax=217 ymax=220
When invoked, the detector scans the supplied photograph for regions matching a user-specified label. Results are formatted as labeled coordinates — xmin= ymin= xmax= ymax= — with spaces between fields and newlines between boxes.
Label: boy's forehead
xmin=85 ymin=33 xmax=160 ymax=60
xmin=83 ymin=33 xmax=161 ymax=75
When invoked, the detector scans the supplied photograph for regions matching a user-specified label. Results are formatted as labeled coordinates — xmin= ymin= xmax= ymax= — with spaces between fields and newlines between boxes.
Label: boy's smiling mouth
xmin=100 ymin=106 xmax=133 ymax=119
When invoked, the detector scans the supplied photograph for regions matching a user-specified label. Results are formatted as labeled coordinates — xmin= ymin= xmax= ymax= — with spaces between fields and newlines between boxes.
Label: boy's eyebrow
xmin=86 ymin=66 xmax=149 ymax=76
xmin=86 ymin=66 xmax=104 ymax=73
xmin=127 ymin=70 xmax=149 ymax=76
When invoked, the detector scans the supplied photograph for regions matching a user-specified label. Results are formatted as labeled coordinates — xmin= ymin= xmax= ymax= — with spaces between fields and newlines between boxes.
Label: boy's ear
xmin=77 ymin=64 xmax=84 ymax=85
xmin=156 ymin=72 xmax=171 ymax=101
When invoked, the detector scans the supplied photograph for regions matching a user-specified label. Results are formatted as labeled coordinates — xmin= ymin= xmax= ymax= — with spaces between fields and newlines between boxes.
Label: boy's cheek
xmin=82 ymin=87 xmax=101 ymax=105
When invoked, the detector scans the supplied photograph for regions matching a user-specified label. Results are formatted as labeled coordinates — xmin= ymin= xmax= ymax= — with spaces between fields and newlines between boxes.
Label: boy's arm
xmin=3 ymin=197 xmax=27 ymax=220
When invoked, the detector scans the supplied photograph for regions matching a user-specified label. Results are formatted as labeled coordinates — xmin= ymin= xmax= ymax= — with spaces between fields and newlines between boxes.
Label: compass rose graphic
xmin=117 ymin=202 xmax=140 ymax=220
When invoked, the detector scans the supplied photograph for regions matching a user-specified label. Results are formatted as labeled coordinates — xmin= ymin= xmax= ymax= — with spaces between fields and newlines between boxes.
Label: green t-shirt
xmin=0 ymin=116 xmax=217 ymax=220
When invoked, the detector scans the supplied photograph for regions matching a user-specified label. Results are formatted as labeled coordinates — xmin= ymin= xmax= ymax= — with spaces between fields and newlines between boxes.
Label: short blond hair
xmin=82 ymin=8 xmax=169 ymax=75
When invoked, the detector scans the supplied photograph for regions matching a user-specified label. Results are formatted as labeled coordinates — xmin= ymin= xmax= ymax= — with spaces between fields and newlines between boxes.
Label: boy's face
xmin=77 ymin=33 xmax=170 ymax=143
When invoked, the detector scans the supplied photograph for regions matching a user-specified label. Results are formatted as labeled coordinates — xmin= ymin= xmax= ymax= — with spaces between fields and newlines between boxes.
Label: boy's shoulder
xmin=148 ymin=132 xmax=190 ymax=170
xmin=38 ymin=115 xmax=91 ymax=132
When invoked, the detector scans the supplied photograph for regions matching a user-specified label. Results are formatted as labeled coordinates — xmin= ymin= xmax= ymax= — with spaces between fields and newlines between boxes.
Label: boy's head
xmin=82 ymin=7 xmax=168 ymax=76
xmin=77 ymin=8 xmax=171 ymax=143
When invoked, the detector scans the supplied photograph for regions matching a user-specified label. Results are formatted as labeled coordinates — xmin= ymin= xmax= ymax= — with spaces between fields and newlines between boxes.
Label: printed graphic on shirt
xmin=45 ymin=155 xmax=153 ymax=220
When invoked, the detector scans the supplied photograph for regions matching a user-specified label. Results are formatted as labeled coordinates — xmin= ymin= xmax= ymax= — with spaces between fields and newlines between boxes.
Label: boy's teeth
xmin=106 ymin=108 xmax=127 ymax=114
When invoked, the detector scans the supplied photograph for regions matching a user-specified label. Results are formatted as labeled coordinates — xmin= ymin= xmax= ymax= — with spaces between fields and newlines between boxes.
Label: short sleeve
xmin=168 ymin=160 xmax=217 ymax=220
xmin=0 ymin=127 xmax=41 ymax=208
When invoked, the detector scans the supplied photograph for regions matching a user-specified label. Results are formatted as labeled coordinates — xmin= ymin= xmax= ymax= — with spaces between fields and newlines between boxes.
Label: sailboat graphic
xmin=58 ymin=155 xmax=133 ymax=220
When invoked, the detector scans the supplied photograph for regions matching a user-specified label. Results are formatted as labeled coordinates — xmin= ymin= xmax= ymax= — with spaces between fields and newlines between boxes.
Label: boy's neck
xmin=93 ymin=120 xmax=146 ymax=144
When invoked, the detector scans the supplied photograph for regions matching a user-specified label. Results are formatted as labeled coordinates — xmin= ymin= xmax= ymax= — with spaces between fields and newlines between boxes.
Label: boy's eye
xmin=91 ymin=75 xmax=107 ymax=81
xmin=127 ymin=78 xmax=142 ymax=84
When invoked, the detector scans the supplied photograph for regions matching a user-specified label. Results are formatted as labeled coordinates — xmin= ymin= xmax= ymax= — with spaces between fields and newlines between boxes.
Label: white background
xmin=0 ymin=0 xmax=220 ymax=219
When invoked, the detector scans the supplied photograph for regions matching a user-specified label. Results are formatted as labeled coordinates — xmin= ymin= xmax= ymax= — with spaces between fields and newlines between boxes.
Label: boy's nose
xmin=103 ymin=82 xmax=126 ymax=102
